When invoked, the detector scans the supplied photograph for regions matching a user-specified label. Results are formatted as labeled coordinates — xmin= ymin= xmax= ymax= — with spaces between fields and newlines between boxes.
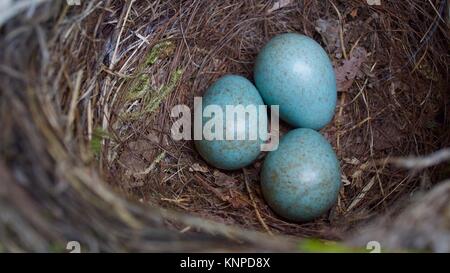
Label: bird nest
xmin=0 ymin=0 xmax=449 ymax=252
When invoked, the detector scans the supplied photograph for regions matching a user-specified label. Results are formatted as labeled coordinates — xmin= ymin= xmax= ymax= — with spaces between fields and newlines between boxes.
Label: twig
xmin=65 ymin=70 xmax=83 ymax=141
xmin=387 ymin=148 xmax=450 ymax=170
xmin=330 ymin=0 xmax=347 ymax=152
xmin=110 ymin=0 xmax=135 ymax=69
xmin=329 ymin=0 xmax=347 ymax=60
xmin=243 ymin=169 xmax=273 ymax=236
xmin=346 ymin=176 xmax=376 ymax=212
xmin=0 ymin=0 xmax=50 ymax=27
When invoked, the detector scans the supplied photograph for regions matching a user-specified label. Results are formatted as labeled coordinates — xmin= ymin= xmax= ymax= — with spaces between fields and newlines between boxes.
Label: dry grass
xmin=0 ymin=0 xmax=449 ymax=252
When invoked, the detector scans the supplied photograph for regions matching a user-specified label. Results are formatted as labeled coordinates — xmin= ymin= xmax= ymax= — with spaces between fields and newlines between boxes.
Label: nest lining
xmin=1 ymin=0 xmax=449 ymax=251
xmin=97 ymin=0 xmax=448 ymax=239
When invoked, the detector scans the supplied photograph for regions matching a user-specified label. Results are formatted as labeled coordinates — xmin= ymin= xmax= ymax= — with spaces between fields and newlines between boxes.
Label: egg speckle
xmin=195 ymin=75 xmax=268 ymax=170
xmin=261 ymin=128 xmax=341 ymax=222
xmin=254 ymin=33 xmax=337 ymax=130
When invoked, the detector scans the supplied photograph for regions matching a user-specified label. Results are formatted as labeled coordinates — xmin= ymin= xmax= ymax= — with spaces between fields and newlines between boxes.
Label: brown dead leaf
xmin=213 ymin=170 xmax=238 ymax=188
xmin=127 ymin=139 xmax=158 ymax=162
xmin=341 ymin=174 xmax=351 ymax=186
xmin=194 ymin=174 xmax=248 ymax=208
xmin=146 ymin=130 xmax=160 ymax=144
xmin=335 ymin=47 xmax=367 ymax=92
xmin=267 ymin=0 xmax=292 ymax=13
xmin=119 ymin=144 xmax=147 ymax=172
xmin=225 ymin=189 xmax=249 ymax=209
xmin=346 ymin=176 xmax=376 ymax=212
xmin=366 ymin=0 xmax=381 ymax=5
xmin=344 ymin=157 xmax=361 ymax=165
xmin=350 ymin=8 xmax=358 ymax=18
xmin=189 ymin=163 xmax=209 ymax=173
xmin=315 ymin=18 xmax=341 ymax=55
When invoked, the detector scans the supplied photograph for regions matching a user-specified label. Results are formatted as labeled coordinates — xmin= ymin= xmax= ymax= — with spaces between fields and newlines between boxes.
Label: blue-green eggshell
xmin=254 ymin=33 xmax=337 ymax=130
xmin=261 ymin=128 xmax=341 ymax=222
xmin=195 ymin=75 xmax=268 ymax=170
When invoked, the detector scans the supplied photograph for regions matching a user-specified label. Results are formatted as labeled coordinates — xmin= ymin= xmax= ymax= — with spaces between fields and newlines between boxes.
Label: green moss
xmin=145 ymin=40 xmax=175 ymax=66
xmin=298 ymin=239 xmax=363 ymax=253
xmin=153 ymin=151 xmax=166 ymax=165
xmin=48 ymin=242 xmax=67 ymax=253
xmin=128 ymin=73 xmax=151 ymax=101
xmin=123 ymin=68 xmax=184 ymax=120
xmin=122 ymin=40 xmax=178 ymax=120
xmin=127 ymin=40 xmax=175 ymax=102
xmin=143 ymin=68 xmax=183 ymax=114
xmin=90 ymin=127 xmax=110 ymax=157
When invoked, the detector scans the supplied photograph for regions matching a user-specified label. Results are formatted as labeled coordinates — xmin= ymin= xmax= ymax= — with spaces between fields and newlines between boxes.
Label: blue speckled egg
xmin=195 ymin=75 xmax=268 ymax=170
xmin=261 ymin=128 xmax=341 ymax=222
xmin=254 ymin=33 xmax=337 ymax=130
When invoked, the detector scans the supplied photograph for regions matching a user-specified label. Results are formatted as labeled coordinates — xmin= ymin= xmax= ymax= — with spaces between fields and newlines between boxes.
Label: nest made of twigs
xmin=0 ymin=0 xmax=449 ymax=252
